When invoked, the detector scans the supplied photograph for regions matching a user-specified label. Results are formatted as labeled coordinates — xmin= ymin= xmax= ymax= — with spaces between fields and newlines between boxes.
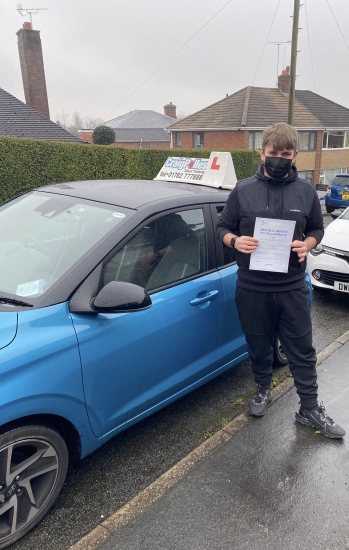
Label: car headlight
xmin=310 ymin=243 xmax=323 ymax=256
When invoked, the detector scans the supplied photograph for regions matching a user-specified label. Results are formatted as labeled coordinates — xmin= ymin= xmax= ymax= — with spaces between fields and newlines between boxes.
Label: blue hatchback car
xmin=325 ymin=173 xmax=349 ymax=213
xmin=0 ymin=179 xmax=312 ymax=547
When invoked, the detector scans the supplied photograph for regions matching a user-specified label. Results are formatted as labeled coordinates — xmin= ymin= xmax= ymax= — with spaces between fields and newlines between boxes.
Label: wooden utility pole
xmin=288 ymin=0 xmax=301 ymax=125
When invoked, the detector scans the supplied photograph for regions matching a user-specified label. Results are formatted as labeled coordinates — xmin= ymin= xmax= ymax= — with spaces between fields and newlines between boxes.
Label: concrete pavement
xmin=96 ymin=336 xmax=349 ymax=550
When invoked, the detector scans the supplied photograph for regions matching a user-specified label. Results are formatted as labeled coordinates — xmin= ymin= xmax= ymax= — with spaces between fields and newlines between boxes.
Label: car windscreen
xmin=0 ymin=191 xmax=133 ymax=299
xmin=332 ymin=176 xmax=349 ymax=187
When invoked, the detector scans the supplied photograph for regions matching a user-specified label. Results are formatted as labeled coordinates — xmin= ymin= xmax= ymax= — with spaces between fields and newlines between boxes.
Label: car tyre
xmin=273 ymin=335 xmax=288 ymax=367
xmin=325 ymin=205 xmax=335 ymax=213
xmin=0 ymin=425 xmax=68 ymax=549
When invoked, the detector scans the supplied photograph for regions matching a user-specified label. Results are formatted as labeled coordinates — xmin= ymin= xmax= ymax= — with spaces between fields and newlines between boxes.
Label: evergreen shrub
xmin=0 ymin=137 xmax=259 ymax=203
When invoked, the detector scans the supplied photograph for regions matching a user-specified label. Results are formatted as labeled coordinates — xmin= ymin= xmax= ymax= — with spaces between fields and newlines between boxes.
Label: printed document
xmin=249 ymin=217 xmax=296 ymax=273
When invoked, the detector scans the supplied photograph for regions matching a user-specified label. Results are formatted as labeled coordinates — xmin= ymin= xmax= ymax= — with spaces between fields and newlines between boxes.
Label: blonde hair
xmin=262 ymin=122 xmax=298 ymax=151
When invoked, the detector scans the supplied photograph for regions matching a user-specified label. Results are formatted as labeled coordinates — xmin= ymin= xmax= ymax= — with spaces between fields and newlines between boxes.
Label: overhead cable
xmin=251 ymin=0 xmax=281 ymax=86
xmin=326 ymin=0 xmax=349 ymax=52
xmin=304 ymin=0 xmax=317 ymax=92
xmin=103 ymin=0 xmax=234 ymax=122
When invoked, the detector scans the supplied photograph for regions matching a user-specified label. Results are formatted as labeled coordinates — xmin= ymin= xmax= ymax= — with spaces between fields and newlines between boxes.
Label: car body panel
xmin=307 ymin=207 xmax=349 ymax=290
xmin=320 ymin=219 xmax=349 ymax=251
xmin=0 ymin=303 xmax=99 ymax=456
xmin=100 ymin=343 xmax=249 ymax=446
xmin=325 ymin=174 xmax=349 ymax=210
xmin=0 ymin=312 xmax=18 ymax=349
xmin=72 ymin=272 xmax=225 ymax=438
xmin=308 ymin=253 xmax=349 ymax=288
xmin=217 ymin=264 xmax=248 ymax=365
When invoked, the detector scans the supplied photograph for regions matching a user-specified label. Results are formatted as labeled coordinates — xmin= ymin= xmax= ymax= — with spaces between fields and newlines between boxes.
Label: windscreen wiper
xmin=0 ymin=297 xmax=33 ymax=307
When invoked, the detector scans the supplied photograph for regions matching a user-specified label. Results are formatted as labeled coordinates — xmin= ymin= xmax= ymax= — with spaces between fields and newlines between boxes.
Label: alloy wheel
xmin=0 ymin=427 xmax=68 ymax=548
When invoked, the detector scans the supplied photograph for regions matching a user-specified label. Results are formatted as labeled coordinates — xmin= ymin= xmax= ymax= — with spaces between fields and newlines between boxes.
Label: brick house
xmin=168 ymin=69 xmax=349 ymax=186
xmin=79 ymin=103 xmax=177 ymax=148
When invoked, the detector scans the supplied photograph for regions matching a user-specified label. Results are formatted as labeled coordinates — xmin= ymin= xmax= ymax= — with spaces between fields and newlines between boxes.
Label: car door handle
xmin=190 ymin=290 xmax=219 ymax=306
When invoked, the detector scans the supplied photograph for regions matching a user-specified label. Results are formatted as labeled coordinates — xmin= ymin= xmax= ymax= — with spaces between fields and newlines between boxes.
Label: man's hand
xmin=291 ymin=240 xmax=307 ymax=262
xmin=291 ymin=240 xmax=308 ymax=262
xmin=222 ymin=233 xmax=259 ymax=254
xmin=235 ymin=236 xmax=259 ymax=254
xmin=291 ymin=237 xmax=317 ymax=262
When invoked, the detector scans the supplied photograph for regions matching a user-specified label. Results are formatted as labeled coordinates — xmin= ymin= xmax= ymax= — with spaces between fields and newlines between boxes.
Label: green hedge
xmin=0 ymin=137 xmax=259 ymax=203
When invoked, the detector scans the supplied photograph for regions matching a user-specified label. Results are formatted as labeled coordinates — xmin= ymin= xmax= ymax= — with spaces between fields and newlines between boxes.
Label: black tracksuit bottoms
xmin=235 ymin=285 xmax=318 ymax=411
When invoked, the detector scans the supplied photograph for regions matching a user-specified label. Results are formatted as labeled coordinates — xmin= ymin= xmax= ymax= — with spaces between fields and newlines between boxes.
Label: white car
xmin=307 ymin=206 xmax=349 ymax=293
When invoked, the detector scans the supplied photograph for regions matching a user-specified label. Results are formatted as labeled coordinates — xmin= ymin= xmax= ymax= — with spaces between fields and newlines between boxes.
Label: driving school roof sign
xmin=154 ymin=152 xmax=237 ymax=189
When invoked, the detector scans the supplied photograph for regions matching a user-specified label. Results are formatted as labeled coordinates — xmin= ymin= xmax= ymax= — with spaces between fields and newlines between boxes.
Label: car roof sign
xmin=154 ymin=152 xmax=237 ymax=189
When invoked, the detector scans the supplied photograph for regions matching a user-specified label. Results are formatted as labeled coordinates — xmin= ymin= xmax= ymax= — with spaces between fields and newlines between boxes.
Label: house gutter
xmin=168 ymin=127 xmax=326 ymax=132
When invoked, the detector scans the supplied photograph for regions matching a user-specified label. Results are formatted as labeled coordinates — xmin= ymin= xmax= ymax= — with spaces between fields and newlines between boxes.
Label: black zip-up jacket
xmin=216 ymin=165 xmax=324 ymax=292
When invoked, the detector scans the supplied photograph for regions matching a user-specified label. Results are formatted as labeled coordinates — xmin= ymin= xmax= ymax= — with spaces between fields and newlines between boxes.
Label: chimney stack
xmin=16 ymin=22 xmax=50 ymax=119
xmin=164 ymin=102 xmax=177 ymax=119
xmin=278 ymin=66 xmax=291 ymax=94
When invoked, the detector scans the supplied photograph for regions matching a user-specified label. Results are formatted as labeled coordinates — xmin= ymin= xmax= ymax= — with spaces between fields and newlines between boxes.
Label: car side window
xmin=102 ymin=209 xmax=207 ymax=291
xmin=216 ymin=206 xmax=236 ymax=265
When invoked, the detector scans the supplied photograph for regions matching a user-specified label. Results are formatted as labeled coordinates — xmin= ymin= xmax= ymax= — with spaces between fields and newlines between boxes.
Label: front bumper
xmin=325 ymin=193 xmax=349 ymax=209
xmin=307 ymin=251 xmax=349 ymax=290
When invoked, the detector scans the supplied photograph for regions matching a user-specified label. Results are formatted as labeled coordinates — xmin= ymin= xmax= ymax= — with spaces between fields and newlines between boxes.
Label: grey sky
xmin=1 ymin=0 xmax=349 ymax=122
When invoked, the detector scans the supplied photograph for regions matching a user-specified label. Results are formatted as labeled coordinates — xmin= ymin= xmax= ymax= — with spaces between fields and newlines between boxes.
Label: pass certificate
xmin=249 ymin=217 xmax=296 ymax=273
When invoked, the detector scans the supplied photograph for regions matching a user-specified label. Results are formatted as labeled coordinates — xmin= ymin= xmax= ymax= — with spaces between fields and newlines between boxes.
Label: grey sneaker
xmin=296 ymin=403 xmax=345 ymax=439
xmin=249 ymin=385 xmax=272 ymax=417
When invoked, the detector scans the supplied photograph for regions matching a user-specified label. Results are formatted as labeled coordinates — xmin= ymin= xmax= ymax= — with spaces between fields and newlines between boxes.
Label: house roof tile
xmin=96 ymin=109 xmax=176 ymax=143
xmin=105 ymin=110 xmax=176 ymax=130
xmin=168 ymin=87 xmax=349 ymax=131
xmin=0 ymin=87 xmax=84 ymax=142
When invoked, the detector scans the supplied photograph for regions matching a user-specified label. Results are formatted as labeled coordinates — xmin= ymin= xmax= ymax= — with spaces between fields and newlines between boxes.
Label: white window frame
xmin=322 ymin=130 xmax=349 ymax=150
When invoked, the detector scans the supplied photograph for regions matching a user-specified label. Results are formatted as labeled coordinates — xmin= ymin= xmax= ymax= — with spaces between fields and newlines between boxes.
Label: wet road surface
xmin=101 ymin=341 xmax=349 ymax=550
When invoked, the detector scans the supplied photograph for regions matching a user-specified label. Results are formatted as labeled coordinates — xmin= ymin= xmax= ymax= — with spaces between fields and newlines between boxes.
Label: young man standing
xmin=216 ymin=122 xmax=345 ymax=439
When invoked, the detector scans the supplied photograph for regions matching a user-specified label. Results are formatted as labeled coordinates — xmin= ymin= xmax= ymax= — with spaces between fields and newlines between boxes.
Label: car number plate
xmin=341 ymin=194 xmax=349 ymax=200
xmin=334 ymin=281 xmax=349 ymax=293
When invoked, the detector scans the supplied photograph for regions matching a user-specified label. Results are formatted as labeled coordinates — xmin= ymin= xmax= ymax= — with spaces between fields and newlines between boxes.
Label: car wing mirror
xmin=92 ymin=281 xmax=152 ymax=313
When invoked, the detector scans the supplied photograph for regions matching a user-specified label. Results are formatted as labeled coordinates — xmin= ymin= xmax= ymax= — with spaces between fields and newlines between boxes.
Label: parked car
xmin=325 ymin=173 xmax=349 ymax=213
xmin=308 ymin=206 xmax=349 ymax=292
xmin=0 ymin=179 xmax=312 ymax=547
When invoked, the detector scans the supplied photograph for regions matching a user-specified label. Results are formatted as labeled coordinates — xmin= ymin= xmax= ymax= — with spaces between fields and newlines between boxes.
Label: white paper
xmin=249 ymin=217 xmax=296 ymax=273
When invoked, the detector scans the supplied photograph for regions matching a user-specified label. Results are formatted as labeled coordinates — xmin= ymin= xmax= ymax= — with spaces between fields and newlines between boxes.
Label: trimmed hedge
xmin=0 ymin=137 xmax=260 ymax=202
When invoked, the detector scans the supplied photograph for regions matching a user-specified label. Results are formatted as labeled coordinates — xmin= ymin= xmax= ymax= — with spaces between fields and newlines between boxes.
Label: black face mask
xmin=264 ymin=156 xmax=293 ymax=179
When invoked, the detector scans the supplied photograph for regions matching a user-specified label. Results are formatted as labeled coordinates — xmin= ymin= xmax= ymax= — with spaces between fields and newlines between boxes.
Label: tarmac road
xmin=100 ymin=339 xmax=349 ymax=550
xmin=13 ymin=212 xmax=349 ymax=550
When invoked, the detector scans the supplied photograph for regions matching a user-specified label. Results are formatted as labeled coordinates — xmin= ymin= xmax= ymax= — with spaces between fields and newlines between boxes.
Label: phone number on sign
xmin=159 ymin=171 xmax=203 ymax=180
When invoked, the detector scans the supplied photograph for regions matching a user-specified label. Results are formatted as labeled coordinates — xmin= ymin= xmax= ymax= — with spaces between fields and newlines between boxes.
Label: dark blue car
xmin=0 ymin=179 xmax=312 ymax=547
xmin=325 ymin=174 xmax=349 ymax=213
